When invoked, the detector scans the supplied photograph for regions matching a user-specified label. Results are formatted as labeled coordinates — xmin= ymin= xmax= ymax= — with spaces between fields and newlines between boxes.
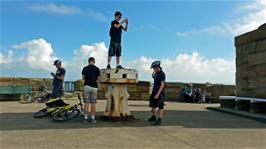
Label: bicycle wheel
xmin=52 ymin=108 xmax=80 ymax=122
xmin=33 ymin=108 xmax=48 ymax=118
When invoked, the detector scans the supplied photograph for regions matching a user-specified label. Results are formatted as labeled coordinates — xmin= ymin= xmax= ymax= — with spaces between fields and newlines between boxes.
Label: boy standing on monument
xmin=107 ymin=11 xmax=128 ymax=69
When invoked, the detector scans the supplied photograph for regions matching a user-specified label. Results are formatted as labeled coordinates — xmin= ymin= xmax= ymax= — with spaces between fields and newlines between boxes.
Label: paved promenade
xmin=1 ymin=100 xmax=265 ymax=149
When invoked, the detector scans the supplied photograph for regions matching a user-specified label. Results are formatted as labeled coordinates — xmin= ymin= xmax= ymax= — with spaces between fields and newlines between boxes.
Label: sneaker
xmin=116 ymin=65 xmax=124 ymax=69
xmin=107 ymin=64 xmax=111 ymax=69
xmin=148 ymin=115 xmax=156 ymax=121
xmin=153 ymin=118 xmax=162 ymax=126
xmin=90 ymin=119 xmax=97 ymax=124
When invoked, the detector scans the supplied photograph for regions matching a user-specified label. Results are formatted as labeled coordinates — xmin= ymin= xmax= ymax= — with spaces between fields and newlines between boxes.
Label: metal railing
xmin=64 ymin=81 xmax=75 ymax=92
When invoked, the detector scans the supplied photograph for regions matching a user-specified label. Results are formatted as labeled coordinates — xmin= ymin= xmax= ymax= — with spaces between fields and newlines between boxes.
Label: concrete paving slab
xmin=1 ymin=100 xmax=265 ymax=149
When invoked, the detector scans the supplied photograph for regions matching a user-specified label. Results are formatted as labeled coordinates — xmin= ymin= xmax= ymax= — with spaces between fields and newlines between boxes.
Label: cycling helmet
xmin=53 ymin=60 xmax=61 ymax=65
xmin=150 ymin=61 xmax=161 ymax=68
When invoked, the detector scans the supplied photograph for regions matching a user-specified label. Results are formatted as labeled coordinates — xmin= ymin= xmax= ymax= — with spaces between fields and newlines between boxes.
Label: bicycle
xmin=51 ymin=93 xmax=84 ymax=122
xmin=21 ymin=86 xmax=52 ymax=104
xmin=33 ymin=97 xmax=69 ymax=118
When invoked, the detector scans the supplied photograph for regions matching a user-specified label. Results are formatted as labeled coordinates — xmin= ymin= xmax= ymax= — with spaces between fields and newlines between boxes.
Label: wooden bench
xmin=0 ymin=85 xmax=32 ymax=101
xmin=219 ymin=96 xmax=266 ymax=113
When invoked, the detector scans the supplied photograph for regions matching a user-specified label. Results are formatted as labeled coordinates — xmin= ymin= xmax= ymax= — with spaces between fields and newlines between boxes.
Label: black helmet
xmin=150 ymin=61 xmax=161 ymax=68
xmin=53 ymin=60 xmax=61 ymax=65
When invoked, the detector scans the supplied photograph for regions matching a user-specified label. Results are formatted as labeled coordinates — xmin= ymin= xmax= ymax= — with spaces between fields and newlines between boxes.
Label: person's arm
xmin=55 ymin=75 xmax=64 ymax=81
xmin=113 ymin=19 xmax=127 ymax=29
xmin=96 ymin=69 xmax=100 ymax=83
xmin=154 ymin=81 xmax=165 ymax=99
xmin=55 ymin=69 xmax=65 ymax=81
xmin=81 ymin=68 xmax=85 ymax=80
xmin=122 ymin=21 xmax=128 ymax=32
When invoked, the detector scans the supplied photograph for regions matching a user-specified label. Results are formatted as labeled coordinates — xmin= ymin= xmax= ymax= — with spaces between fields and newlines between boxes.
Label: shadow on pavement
xmin=1 ymin=109 xmax=266 ymax=131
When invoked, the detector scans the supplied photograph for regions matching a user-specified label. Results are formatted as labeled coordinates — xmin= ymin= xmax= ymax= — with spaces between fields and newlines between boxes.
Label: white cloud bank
xmin=176 ymin=0 xmax=266 ymax=37
xmin=27 ymin=3 xmax=107 ymax=22
xmin=11 ymin=38 xmax=58 ymax=71
xmin=128 ymin=52 xmax=235 ymax=84
xmin=0 ymin=38 xmax=235 ymax=84
xmin=27 ymin=3 xmax=81 ymax=15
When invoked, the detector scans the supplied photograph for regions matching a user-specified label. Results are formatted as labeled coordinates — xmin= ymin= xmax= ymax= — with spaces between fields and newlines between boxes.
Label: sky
xmin=1 ymin=0 xmax=265 ymax=84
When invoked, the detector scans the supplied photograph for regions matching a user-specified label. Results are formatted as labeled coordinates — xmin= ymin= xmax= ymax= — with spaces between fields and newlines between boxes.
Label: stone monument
xmin=99 ymin=68 xmax=138 ymax=120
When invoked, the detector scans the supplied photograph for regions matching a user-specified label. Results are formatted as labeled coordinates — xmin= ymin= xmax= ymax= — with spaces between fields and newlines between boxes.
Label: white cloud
xmin=70 ymin=42 xmax=108 ymax=75
xmin=11 ymin=38 xmax=57 ymax=71
xmin=27 ymin=3 xmax=107 ymax=22
xmin=128 ymin=52 xmax=235 ymax=84
xmin=1 ymin=39 xmax=235 ymax=84
xmin=176 ymin=0 xmax=266 ymax=37
xmin=85 ymin=9 xmax=107 ymax=22
xmin=0 ymin=51 xmax=13 ymax=64
xmin=134 ymin=24 xmax=156 ymax=31
xmin=28 ymin=3 xmax=81 ymax=15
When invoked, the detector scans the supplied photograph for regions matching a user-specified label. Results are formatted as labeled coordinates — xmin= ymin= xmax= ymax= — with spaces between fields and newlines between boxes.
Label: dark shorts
xmin=109 ymin=41 xmax=121 ymax=57
xmin=149 ymin=94 xmax=165 ymax=109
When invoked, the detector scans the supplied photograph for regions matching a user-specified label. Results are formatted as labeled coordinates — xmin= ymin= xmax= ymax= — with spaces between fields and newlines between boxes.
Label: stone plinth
xmin=99 ymin=69 xmax=138 ymax=119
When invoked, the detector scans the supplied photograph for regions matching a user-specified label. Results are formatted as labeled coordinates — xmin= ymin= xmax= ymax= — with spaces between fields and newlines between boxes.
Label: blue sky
xmin=1 ymin=0 xmax=265 ymax=84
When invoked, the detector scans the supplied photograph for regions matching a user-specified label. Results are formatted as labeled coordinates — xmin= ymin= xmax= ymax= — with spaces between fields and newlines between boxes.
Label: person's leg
xmin=90 ymin=87 xmax=97 ymax=123
xmin=116 ymin=43 xmax=122 ymax=68
xmin=107 ymin=41 xmax=115 ymax=68
xmin=116 ymin=56 xmax=120 ymax=66
xmin=184 ymin=94 xmax=190 ymax=103
xmin=52 ymin=85 xmax=60 ymax=98
xmin=148 ymin=96 xmax=157 ymax=121
xmin=83 ymin=86 xmax=90 ymax=123
xmin=158 ymin=109 xmax=163 ymax=119
xmin=84 ymin=103 xmax=89 ymax=119
xmin=108 ymin=56 xmax=112 ymax=65
xmin=153 ymin=98 xmax=164 ymax=125
xmin=91 ymin=103 xmax=96 ymax=119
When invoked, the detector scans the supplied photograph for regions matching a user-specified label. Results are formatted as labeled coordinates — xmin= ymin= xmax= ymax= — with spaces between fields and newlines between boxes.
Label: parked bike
xmin=33 ymin=97 xmax=69 ymax=118
xmin=52 ymin=93 xmax=84 ymax=122
xmin=21 ymin=85 xmax=52 ymax=104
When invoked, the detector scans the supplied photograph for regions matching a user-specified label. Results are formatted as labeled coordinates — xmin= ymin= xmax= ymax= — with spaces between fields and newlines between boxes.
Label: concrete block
xmin=255 ymin=64 xmax=266 ymax=77
xmin=255 ymin=87 xmax=266 ymax=98
xmin=235 ymin=23 xmax=266 ymax=47
xmin=255 ymin=39 xmax=266 ymax=53
xmin=248 ymin=52 xmax=265 ymax=66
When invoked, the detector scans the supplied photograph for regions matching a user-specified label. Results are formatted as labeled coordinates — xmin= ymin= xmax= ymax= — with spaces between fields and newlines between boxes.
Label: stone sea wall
xmin=0 ymin=77 xmax=235 ymax=102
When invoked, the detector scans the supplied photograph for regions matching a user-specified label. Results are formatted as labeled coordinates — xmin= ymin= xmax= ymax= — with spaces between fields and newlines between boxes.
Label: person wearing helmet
xmin=51 ymin=60 xmax=66 ymax=98
xmin=148 ymin=61 xmax=166 ymax=125
xmin=107 ymin=11 xmax=128 ymax=69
